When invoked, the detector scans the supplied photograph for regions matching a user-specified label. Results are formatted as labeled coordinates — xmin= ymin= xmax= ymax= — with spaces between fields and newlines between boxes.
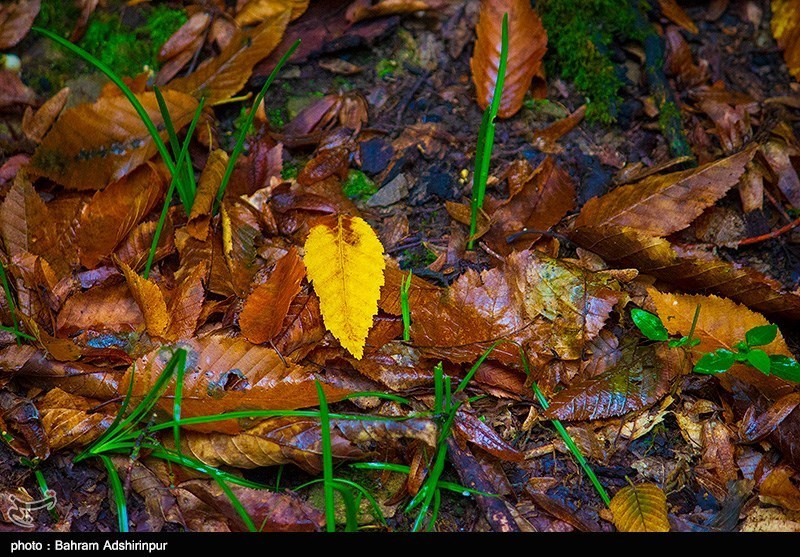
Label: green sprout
xmin=401 ymin=270 xmax=413 ymax=342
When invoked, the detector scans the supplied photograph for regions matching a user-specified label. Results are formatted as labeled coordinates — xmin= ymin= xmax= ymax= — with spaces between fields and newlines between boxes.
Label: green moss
xmin=658 ymin=100 xmax=691 ymax=157
xmin=342 ymin=170 xmax=377 ymax=200
xmin=538 ymin=0 xmax=644 ymax=124
xmin=281 ymin=161 xmax=300 ymax=180
xmin=267 ymin=106 xmax=287 ymax=128
xmin=34 ymin=0 xmax=81 ymax=38
xmin=401 ymin=247 xmax=437 ymax=269
xmin=75 ymin=5 xmax=186 ymax=78
xmin=376 ymin=59 xmax=399 ymax=79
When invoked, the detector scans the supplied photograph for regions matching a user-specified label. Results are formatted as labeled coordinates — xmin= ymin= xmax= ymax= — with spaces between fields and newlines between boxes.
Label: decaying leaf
xmin=177 ymin=415 xmax=436 ymax=473
xmin=38 ymin=388 xmax=111 ymax=451
xmin=236 ymin=0 xmax=309 ymax=27
xmin=304 ymin=215 xmax=386 ymax=359
xmin=188 ymin=149 xmax=228 ymax=241
xmin=0 ymin=0 xmax=40 ymax=49
xmin=658 ymin=0 xmax=698 ymax=34
xmin=110 ymin=456 xmax=184 ymax=532
xmin=470 ymin=0 xmax=547 ymax=118
xmin=118 ymin=259 xmax=170 ymax=338
xmin=122 ymin=337 xmax=354 ymax=433
xmin=29 ymin=90 xmax=198 ymax=190
xmin=170 ymin=12 xmax=291 ymax=105
xmin=56 ymin=283 xmax=143 ymax=336
xmin=240 ymin=247 xmax=306 ymax=345
xmin=22 ymin=87 xmax=70 ymax=143
xmin=610 ymin=483 xmax=670 ymax=532
xmin=772 ymin=0 xmax=800 ymax=79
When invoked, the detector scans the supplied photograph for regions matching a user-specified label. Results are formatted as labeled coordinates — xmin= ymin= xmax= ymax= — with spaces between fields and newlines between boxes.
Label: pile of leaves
xmin=3 ymin=0 xmax=800 ymax=533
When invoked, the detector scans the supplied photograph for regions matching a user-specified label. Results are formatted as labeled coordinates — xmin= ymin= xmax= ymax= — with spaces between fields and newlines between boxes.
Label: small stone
xmin=367 ymin=174 xmax=409 ymax=207
xmin=359 ymin=138 xmax=394 ymax=175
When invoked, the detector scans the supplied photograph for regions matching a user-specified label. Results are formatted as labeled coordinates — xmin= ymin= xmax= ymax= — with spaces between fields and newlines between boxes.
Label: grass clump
xmin=538 ymin=0 xmax=644 ymax=124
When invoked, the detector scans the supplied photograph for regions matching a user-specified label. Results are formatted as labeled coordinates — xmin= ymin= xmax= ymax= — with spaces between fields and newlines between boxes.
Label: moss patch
xmin=538 ymin=0 xmax=644 ymax=124
xmin=342 ymin=170 xmax=378 ymax=200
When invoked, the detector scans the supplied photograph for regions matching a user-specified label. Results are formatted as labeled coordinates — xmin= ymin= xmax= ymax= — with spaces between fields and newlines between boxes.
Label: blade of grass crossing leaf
xmin=520 ymin=350 xmax=611 ymax=506
xmin=32 ymin=28 xmax=178 ymax=179
xmin=315 ymin=380 xmax=336 ymax=532
xmin=153 ymin=86 xmax=196 ymax=211
xmin=143 ymin=98 xmax=205 ymax=279
xmin=0 ymin=262 xmax=19 ymax=343
xmin=401 ymin=270 xmax=412 ymax=341
xmin=456 ymin=340 xmax=500 ymax=394
xmin=100 ymin=455 xmax=129 ymax=532
xmin=343 ymin=391 xmax=411 ymax=405
xmin=468 ymin=14 xmax=508 ymax=250
xmin=215 ymin=40 xmax=301 ymax=212
xmin=0 ymin=325 xmax=35 ymax=341
xmin=215 ymin=478 xmax=257 ymax=532
xmin=34 ymin=469 xmax=58 ymax=521
xmin=336 ymin=484 xmax=359 ymax=531
xmin=350 ymin=462 xmax=494 ymax=497
xmin=172 ymin=349 xmax=187 ymax=455
xmin=434 ymin=362 xmax=444 ymax=414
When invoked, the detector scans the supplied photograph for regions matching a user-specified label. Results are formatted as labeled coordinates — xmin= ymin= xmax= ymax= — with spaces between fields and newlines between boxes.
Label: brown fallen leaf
xmin=482 ymin=156 xmax=576 ymax=255
xmin=29 ymin=90 xmax=198 ymax=190
xmin=772 ymin=0 xmax=800 ymax=79
xmin=221 ymin=200 xmax=264 ymax=297
xmin=187 ymin=149 xmax=228 ymax=241
xmin=574 ymin=147 xmax=755 ymax=237
xmin=56 ymin=283 xmax=143 ymax=336
xmin=163 ymin=261 xmax=208 ymax=341
xmin=272 ymin=285 xmax=326 ymax=359
xmin=530 ymin=105 xmax=586 ymax=153
xmin=176 ymin=479 xmax=322 ymax=532
xmin=118 ymin=259 xmax=170 ymax=338
xmin=470 ymin=0 xmax=547 ymax=118
xmin=109 ymin=456 xmax=184 ymax=532
xmin=177 ymin=415 xmax=436 ymax=473
xmin=664 ymin=27 xmax=709 ymax=88
xmin=38 ymin=388 xmax=111 ymax=451
xmin=122 ymin=336 xmax=354 ymax=433
xmin=115 ymin=217 xmax=175 ymax=272
xmin=155 ymin=12 xmax=210 ymax=85
xmin=0 ymin=389 xmax=48 ymax=459
xmin=543 ymin=343 xmax=688 ymax=421
xmin=236 ymin=0 xmax=309 ymax=27
xmin=453 ymin=409 xmax=523 ymax=462
xmin=77 ymin=164 xmax=165 ymax=269
xmin=346 ymin=0 xmax=441 ymax=23
xmin=240 ymin=248 xmax=306 ymax=345
xmin=696 ymin=419 xmax=738 ymax=501
xmin=759 ymin=465 xmax=800 ymax=512
xmin=0 ymin=70 xmax=36 ymax=109
xmin=0 ymin=0 xmax=39 ymax=49
xmin=21 ymin=87 xmax=70 ymax=143
xmin=658 ymin=0 xmax=698 ymax=33
xmin=170 ymin=11 xmax=292 ymax=105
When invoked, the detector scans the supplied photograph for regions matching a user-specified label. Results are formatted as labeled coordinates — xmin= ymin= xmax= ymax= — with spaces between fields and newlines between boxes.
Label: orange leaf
xmin=118 ymin=258 xmax=169 ymax=338
xmin=38 ymin=388 xmax=112 ymax=451
xmin=236 ymin=0 xmax=309 ymax=26
xmin=772 ymin=0 xmax=800 ymax=79
xmin=122 ymin=337 xmax=354 ymax=433
xmin=22 ymin=87 xmax=70 ymax=143
xmin=346 ymin=0 xmax=441 ymax=23
xmin=658 ymin=0 xmax=698 ymax=34
xmin=29 ymin=90 xmax=198 ymax=190
xmin=77 ymin=164 xmax=165 ymax=269
xmin=164 ymin=261 xmax=208 ymax=341
xmin=470 ymin=0 xmax=547 ymax=118
xmin=240 ymin=247 xmax=306 ymax=345
xmin=188 ymin=149 xmax=228 ymax=241
xmin=170 ymin=11 xmax=291 ymax=105
xmin=56 ymin=283 xmax=143 ymax=336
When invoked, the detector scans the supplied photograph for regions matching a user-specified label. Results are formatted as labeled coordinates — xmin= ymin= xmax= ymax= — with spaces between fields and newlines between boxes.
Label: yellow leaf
xmin=303 ymin=215 xmax=385 ymax=359
xmin=772 ymin=0 xmax=800 ymax=79
xmin=610 ymin=483 xmax=670 ymax=532
xmin=118 ymin=258 xmax=169 ymax=338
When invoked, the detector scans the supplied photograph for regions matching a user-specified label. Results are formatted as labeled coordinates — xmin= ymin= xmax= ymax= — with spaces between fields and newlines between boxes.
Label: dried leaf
xmin=483 ymin=157 xmax=576 ymax=255
xmin=0 ymin=0 xmax=39 ymax=49
xmin=610 ymin=483 xmax=670 ymax=532
xmin=0 ymin=70 xmax=36 ymax=108
xmin=772 ymin=0 xmax=800 ymax=79
xmin=0 ymin=389 xmax=48 ymax=459
xmin=760 ymin=466 xmax=800 ymax=511
xmin=236 ymin=0 xmax=309 ymax=26
xmin=658 ymin=0 xmax=698 ymax=33
xmin=221 ymin=200 xmax=263 ymax=296
xmin=78 ymin=165 xmax=165 ymax=269
xmin=176 ymin=479 xmax=321 ymax=532
xmin=123 ymin=337 xmax=354 ymax=433
xmin=240 ymin=248 xmax=306 ymax=345
xmin=38 ymin=388 xmax=111 ymax=451
xmin=178 ymin=415 xmax=436 ymax=473
xmin=470 ymin=0 xmax=547 ymax=118
xmin=118 ymin=259 xmax=169 ymax=338
xmin=304 ymin=215 xmax=386 ymax=359
xmin=543 ymin=344 xmax=687 ymax=421
xmin=272 ymin=286 xmax=326 ymax=358
xmin=530 ymin=105 xmax=586 ymax=153
xmin=22 ymin=87 xmax=69 ymax=143
xmin=115 ymin=217 xmax=175 ymax=272
xmin=163 ymin=262 xmax=207 ymax=341
xmin=56 ymin=283 xmax=143 ymax=336
xmin=29 ymin=90 xmax=198 ymax=190
xmin=574 ymin=148 xmax=755 ymax=237
xmin=453 ymin=409 xmax=523 ymax=462
xmin=109 ymin=456 xmax=183 ymax=532
xmin=170 ymin=12 xmax=291 ymax=105
xmin=188 ymin=149 xmax=228 ymax=241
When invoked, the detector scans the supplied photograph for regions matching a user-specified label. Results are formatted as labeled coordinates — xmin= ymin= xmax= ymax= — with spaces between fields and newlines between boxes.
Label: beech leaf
xmin=610 ymin=483 xmax=670 ymax=532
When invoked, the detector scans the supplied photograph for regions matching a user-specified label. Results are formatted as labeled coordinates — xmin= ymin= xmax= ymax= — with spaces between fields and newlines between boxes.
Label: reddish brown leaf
xmin=240 ymin=248 xmax=306 ymax=345
xmin=122 ymin=336 xmax=354 ymax=433
xmin=346 ymin=0 xmax=441 ymax=22
xmin=109 ymin=456 xmax=183 ymax=532
xmin=0 ymin=389 xmax=48 ymax=459
xmin=29 ymin=90 xmax=198 ymax=190
xmin=118 ymin=259 xmax=169 ymax=338
xmin=0 ymin=0 xmax=39 ymax=49
xmin=0 ymin=70 xmax=36 ymax=109
xmin=158 ymin=12 xmax=210 ymax=62
xmin=759 ymin=465 xmax=800 ymax=511
xmin=483 ymin=156 xmax=576 ymax=255
xmin=470 ymin=0 xmax=547 ymax=118
xmin=543 ymin=344 xmax=688 ymax=421
xmin=530 ymin=105 xmax=586 ymax=153
xmin=22 ymin=87 xmax=70 ymax=143
xmin=170 ymin=12 xmax=291 ymax=105
xmin=77 ymin=164 xmax=165 ymax=269
xmin=176 ymin=479 xmax=322 ymax=532
xmin=453 ymin=409 xmax=524 ymax=462
xmin=163 ymin=262 xmax=208 ymax=341
xmin=56 ymin=283 xmax=143 ymax=336
xmin=574 ymin=148 xmax=755 ymax=237
xmin=188 ymin=149 xmax=228 ymax=241
xmin=221 ymin=200 xmax=263 ymax=296
xmin=272 ymin=285 xmax=326 ymax=359
xmin=658 ymin=0 xmax=698 ymax=33
xmin=115 ymin=217 xmax=176 ymax=272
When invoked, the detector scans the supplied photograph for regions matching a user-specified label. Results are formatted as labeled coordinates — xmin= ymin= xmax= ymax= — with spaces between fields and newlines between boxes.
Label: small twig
xmin=763 ymin=188 xmax=793 ymax=223
xmin=505 ymin=228 xmax=573 ymax=246
xmin=737 ymin=214 xmax=800 ymax=247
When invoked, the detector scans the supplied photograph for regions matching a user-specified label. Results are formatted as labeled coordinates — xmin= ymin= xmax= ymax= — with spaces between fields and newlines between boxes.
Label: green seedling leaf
xmin=769 ymin=355 xmax=800 ymax=383
xmin=746 ymin=349 xmax=772 ymax=375
xmin=694 ymin=349 xmax=736 ymax=375
xmin=631 ymin=309 xmax=669 ymax=342
xmin=746 ymin=324 xmax=779 ymax=347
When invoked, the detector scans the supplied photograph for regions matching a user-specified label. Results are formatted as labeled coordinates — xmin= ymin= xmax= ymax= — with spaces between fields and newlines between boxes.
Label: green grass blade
xmin=0 ymin=325 xmax=35 ymax=341
xmin=343 ymin=391 xmax=411 ymax=405
xmin=143 ymin=97 xmax=205 ymax=279
xmin=401 ymin=270 xmax=412 ymax=342
xmin=33 ymin=469 xmax=58 ymax=521
xmin=434 ymin=362 xmax=444 ymax=414
xmin=99 ymin=455 xmax=129 ymax=532
xmin=215 ymin=478 xmax=257 ymax=532
xmin=456 ymin=340 xmax=500 ymax=394
xmin=316 ymin=380 xmax=337 ymax=532
xmin=172 ymin=350 xmax=187 ymax=456
xmin=0 ymin=261 xmax=20 ymax=343
xmin=467 ymin=14 xmax=509 ymax=250
xmin=335 ymin=484 xmax=359 ymax=531
xmin=349 ymin=462 xmax=494 ymax=498
xmin=153 ymin=86 xmax=195 ymax=212
xmin=32 ymin=27 xmax=177 ymax=178
xmin=214 ymin=40 xmax=301 ymax=212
